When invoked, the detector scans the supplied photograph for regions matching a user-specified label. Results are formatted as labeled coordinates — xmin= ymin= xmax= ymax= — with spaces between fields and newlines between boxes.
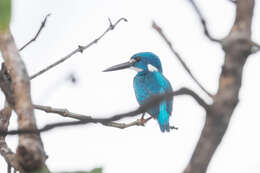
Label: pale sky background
xmin=1 ymin=0 xmax=260 ymax=172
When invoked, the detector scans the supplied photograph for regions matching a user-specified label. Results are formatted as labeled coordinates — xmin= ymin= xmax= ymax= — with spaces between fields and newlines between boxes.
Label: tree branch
xmin=152 ymin=21 xmax=213 ymax=98
xmin=33 ymin=104 xmax=92 ymax=120
xmin=34 ymin=104 xmax=154 ymax=129
xmin=19 ymin=14 xmax=51 ymax=51
xmin=0 ymin=87 xmax=208 ymax=136
xmin=0 ymin=30 xmax=47 ymax=171
xmin=103 ymin=118 xmax=152 ymax=129
xmin=184 ymin=0 xmax=255 ymax=172
xmin=0 ymin=103 xmax=25 ymax=173
xmin=30 ymin=18 xmax=127 ymax=80
xmin=188 ymin=0 xmax=222 ymax=43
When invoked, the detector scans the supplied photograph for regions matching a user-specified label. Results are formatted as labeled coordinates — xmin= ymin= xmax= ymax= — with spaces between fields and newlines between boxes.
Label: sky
xmin=1 ymin=0 xmax=260 ymax=172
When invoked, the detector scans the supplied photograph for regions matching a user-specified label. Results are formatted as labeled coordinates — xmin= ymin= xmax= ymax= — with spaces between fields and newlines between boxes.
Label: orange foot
xmin=137 ymin=116 xmax=152 ymax=126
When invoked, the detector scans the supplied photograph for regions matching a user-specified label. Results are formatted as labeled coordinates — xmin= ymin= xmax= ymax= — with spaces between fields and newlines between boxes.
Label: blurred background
xmin=1 ymin=0 xmax=260 ymax=172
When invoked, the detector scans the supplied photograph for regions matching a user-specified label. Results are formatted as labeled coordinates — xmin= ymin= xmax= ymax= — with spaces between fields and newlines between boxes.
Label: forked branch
xmin=188 ymin=0 xmax=222 ymax=43
xmin=152 ymin=21 xmax=213 ymax=98
xmin=184 ymin=0 xmax=255 ymax=172
xmin=30 ymin=18 xmax=127 ymax=80
xmin=34 ymin=104 xmax=153 ymax=129
xmin=0 ymin=87 xmax=208 ymax=136
xmin=0 ymin=31 xmax=47 ymax=171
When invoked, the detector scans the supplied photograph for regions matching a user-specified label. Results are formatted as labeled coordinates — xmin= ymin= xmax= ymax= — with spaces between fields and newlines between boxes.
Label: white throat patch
xmin=130 ymin=66 xmax=143 ymax=72
xmin=147 ymin=64 xmax=158 ymax=72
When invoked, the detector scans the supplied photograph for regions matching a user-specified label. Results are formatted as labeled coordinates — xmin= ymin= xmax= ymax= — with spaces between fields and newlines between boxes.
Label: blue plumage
xmin=103 ymin=52 xmax=173 ymax=132
xmin=132 ymin=53 xmax=173 ymax=132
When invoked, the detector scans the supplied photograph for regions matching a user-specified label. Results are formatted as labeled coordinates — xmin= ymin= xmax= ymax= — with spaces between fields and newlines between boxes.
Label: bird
xmin=103 ymin=52 xmax=173 ymax=132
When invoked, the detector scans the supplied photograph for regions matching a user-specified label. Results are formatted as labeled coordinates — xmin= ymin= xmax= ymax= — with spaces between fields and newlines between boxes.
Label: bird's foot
xmin=137 ymin=117 xmax=152 ymax=126
xmin=170 ymin=125 xmax=178 ymax=130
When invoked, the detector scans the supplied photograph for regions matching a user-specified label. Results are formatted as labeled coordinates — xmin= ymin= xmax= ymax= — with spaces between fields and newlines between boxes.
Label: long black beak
xmin=103 ymin=60 xmax=135 ymax=72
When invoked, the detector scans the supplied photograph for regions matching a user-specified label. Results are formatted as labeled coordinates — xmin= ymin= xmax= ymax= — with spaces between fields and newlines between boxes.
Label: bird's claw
xmin=170 ymin=125 xmax=178 ymax=130
xmin=137 ymin=118 xmax=146 ymax=126
xmin=137 ymin=117 xmax=151 ymax=126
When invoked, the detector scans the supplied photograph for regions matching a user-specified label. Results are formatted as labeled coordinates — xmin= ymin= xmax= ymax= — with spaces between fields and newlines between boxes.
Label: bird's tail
xmin=157 ymin=101 xmax=170 ymax=132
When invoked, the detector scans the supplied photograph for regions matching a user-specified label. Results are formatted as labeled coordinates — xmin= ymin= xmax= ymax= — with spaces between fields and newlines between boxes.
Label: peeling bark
xmin=0 ymin=31 xmax=47 ymax=171
xmin=184 ymin=0 xmax=255 ymax=172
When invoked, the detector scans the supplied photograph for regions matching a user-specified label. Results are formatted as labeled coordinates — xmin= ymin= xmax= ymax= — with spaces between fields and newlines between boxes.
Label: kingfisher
xmin=103 ymin=52 xmax=173 ymax=132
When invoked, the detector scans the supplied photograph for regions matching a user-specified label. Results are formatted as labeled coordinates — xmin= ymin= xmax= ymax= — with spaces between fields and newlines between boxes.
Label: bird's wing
xmin=154 ymin=72 xmax=173 ymax=115
xmin=133 ymin=72 xmax=173 ymax=116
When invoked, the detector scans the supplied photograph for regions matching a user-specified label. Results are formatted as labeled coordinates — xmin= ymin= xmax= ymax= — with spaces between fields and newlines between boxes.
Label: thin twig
xmin=0 ymin=87 xmax=208 ymax=136
xmin=33 ymin=104 xmax=152 ymax=129
xmin=30 ymin=18 xmax=127 ymax=80
xmin=33 ymin=104 xmax=91 ymax=119
xmin=19 ymin=14 xmax=51 ymax=51
xmin=188 ymin=0 xmax=221 ymax=43
xmin=152 ymin=21 xmax=213 ymax=98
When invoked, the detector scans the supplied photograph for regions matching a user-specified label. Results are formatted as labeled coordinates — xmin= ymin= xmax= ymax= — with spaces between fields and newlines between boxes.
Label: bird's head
xmin=103 ymin=52 xmax=162 ymax=74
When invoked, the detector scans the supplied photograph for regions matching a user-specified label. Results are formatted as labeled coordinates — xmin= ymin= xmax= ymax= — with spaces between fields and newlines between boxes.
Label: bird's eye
xmin=129 ymin=57 xmax=141 ymax=64
xmin=135 ymin=57 xmax=141 ymax=62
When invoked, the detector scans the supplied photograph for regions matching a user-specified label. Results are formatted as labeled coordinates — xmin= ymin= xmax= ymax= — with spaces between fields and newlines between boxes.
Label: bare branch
xmin=0 ymin=31 xmax=47 ymax=171
xmin=0 ymin=103 xmax=24 ymax=173
xmin=33 ymin=104 xmax=91 ymax=119
xmin=152 ymin=21 xmax=213 ymax=98
xmin=184 ymin=0 xmax=255 ymax=172
xmin=19 ymin=14 xmax=51 ymax=51
xmin=103 ymin=118 xmax=153 ymax=129
xmin=1 ymin=87 xmax=208 ymax=136
xmin=30 ymin=18 xmax=127 ymax=80
xmin=34 ymin=104 xmax=153 ymax=129
xmin=188 ymin=0 xmax=221 ymax=43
